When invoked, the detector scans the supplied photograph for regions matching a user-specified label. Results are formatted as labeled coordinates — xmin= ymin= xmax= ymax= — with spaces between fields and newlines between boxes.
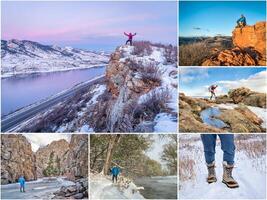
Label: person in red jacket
xmin=209 ymin=85 xmax=218 ymax=100
xmin=124 ymin=32 xmax=137 ymax=46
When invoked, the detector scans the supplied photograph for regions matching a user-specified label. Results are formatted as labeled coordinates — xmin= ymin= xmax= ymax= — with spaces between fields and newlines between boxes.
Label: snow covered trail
xmin=179 ymin=136 xmax=266 ymax=199
xmin=90 ymin=174 xmax=144 ymax=199
xmin=1 ymin=177 xmax=74 ymax=199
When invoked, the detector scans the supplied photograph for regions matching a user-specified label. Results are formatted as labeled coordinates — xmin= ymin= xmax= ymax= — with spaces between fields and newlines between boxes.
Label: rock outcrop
xmin=228 ymin=87 xmax=266 ymax=108
xmin=53 ymin=178 xmax=88 ymax=199
xmin=64 ymin=135 xmax=88 ymax=180
xmin=218 ymin=105 xmax=264 ymax=133
xmin=202 ymin=21 xmax=266 ymax=66
xmin=35 ymin=139 xmax=69 ymax=178
xmin=1 ymin=135 xmax=36 ymax=184
xmin=232 ymin=22 xmax=266 ymax=55
xmin=179 ymin=93 xmax=224 ymax=133
xmin=180 ymin=87 xmax=266 ymax=133
xmin=216 ymin=87 xmax=266 ymax=108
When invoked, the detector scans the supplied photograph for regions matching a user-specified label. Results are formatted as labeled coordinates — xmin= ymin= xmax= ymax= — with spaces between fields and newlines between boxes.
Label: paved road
xmin=1 ymin=177 xmax=74 ymax=199
xmin=1 ymin=75 xmax=105 ymax=132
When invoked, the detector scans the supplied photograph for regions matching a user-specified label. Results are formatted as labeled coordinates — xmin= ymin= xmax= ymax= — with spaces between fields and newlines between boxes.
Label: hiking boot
xmin=206 ymin=161 xmax=217 ymax=183
xmin=222 ymin=161 xmax=239 ymax=188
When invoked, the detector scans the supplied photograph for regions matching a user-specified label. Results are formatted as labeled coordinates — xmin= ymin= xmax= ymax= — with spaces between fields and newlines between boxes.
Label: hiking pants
xmin=126 ymin=39 xmax=132 ymax=46
xmin=20 ymin=185 xmax=25 ymax=192
xmin=112 ymin=175 xmax=118 ymax=183
xmin=201 ymin=134 xmax=235 ymax=165
xmin=210 ymin=91 xmax=216 ymax=100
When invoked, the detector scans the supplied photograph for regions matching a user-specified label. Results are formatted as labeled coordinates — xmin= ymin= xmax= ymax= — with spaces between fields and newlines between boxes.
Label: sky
xmin=23 ymin=134 xmax=71 ymax=152
xmin=145 ymin=135 xmax=172 ymax=169
xmin=180 ymin=67 xmax=267 ymax=97
xmin=179 ymin=1 xmax=266 ymax=37
xmin=1 ymin=1 xmax=177 ymax=51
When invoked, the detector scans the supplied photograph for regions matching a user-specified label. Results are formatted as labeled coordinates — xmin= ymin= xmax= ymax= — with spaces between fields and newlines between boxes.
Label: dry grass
xmin=235 ymin=135 xmax=266 ymax=159
xmin=179 ymin=155 xmax=196 ymax=182
xmin=139 ymin=63 xmax=162 ymax=86
xmin=133 ymin=41 xmax=153 ymax=56
xmin=179 ymin=42 xmax=212 ymax=66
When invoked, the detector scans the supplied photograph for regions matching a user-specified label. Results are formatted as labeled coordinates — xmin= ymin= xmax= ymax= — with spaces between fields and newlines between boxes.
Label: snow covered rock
xmin=1 ymin=39 xmax=109 ymax=76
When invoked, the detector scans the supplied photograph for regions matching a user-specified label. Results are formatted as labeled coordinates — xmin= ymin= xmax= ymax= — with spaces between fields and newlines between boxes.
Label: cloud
xmin=23 ymin=134 xmax=71 ymax=152
xmin=180 ymin=68 xmax=209 ymax=83
xmin=215 ymin=70 xmax=267 ymax=93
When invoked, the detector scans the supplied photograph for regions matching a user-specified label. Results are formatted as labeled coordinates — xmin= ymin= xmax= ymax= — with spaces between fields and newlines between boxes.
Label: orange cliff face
xmin=202 ymin=21 xmax=266 ymax=66
xmin=232 ymin=21 xmax=266 ymax=56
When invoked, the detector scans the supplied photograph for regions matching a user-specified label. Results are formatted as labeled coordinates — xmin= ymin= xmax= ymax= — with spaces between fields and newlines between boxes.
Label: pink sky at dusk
xmin=1 ymin=1 xmax=177 ymax=51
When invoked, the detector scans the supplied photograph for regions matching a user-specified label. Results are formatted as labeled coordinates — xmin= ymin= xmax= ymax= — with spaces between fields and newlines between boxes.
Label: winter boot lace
xmin=207 ymin=161 xmax=217 ymax=183
xmin=222 ymin=161 xmax=239 ymax=188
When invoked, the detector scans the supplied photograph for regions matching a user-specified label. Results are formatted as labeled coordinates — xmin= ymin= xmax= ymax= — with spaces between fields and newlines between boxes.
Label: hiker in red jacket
xmin=124 ymin=32 xmax=137 ymax=46
xmin=209 ymin=85 xmax=218 ymax=100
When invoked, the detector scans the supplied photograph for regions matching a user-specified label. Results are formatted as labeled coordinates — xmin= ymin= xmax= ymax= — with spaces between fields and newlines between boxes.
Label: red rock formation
xmin=202 ymin=21 xmax=266 ymax=66
xmin=232 ymin=21 xmax=266 ymax=55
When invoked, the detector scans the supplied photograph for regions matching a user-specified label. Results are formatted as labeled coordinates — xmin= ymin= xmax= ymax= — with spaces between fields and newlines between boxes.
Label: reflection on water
xmin=1 ymin=67 xmax=105 ymax=116
xmin=134 ymin=176 xmax=177 ymax=199
xmin=200 ymin=107 xmax=229 ymax=128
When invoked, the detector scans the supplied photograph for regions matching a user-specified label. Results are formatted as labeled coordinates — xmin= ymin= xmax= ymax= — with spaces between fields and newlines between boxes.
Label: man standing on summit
xmin=124 ymin=32 xmax=137 ymax=46
xmin=236 ymin=14 xmax=246 ymax=28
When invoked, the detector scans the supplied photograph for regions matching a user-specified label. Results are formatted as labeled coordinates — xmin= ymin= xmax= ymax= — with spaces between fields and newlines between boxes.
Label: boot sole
xmin=207 ymin=178 xmax=217 ymax=184
xmin=222 ymin=180 xmax=239 ymax=188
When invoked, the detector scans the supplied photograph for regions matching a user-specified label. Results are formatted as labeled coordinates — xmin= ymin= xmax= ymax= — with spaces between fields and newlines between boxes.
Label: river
xmin=134 ymin=176 xmax=177 ymax=199
xmin=1 ymin=66 xmax=105 ymax=116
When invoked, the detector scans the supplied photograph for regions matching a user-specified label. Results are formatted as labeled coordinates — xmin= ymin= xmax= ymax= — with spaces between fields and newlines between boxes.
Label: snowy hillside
xmin=179 ymin=134 xmax=266 ymax=199
xmin=1 ymin=39 xmax=109 ymax=76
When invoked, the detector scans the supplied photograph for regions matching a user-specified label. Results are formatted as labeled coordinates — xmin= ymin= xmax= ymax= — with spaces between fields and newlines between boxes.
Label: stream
xmin=134 ymin=176 xmax=177 ymax=199
xmin=200 ymin=107 xmax=229 ymax=129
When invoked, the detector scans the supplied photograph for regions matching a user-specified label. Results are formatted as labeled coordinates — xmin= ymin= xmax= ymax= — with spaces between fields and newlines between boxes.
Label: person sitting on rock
xmin=124 ymin=32 xmax=137 ymax=46
xmin=201 ymin=134 xmax=239 ymax=188
xmin=111 ymin=165 xmax=121 ymax=183
xmin=209 ymin=84 xmax=218 ymax=100
xmin=236 ymin=14 xmax=246 ymax=28
xmin=18 ymin=175 xmax=26 ymax=192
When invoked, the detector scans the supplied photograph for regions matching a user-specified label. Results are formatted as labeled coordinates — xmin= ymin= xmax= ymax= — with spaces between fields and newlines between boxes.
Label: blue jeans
xmin=201 ymin=134 xmax=235 ymax=165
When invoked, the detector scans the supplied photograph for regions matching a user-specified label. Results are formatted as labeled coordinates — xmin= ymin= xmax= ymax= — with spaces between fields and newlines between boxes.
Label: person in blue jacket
xmin=236 ymin=14 xmax=246 ymax=28
xmin=18 ymin=175 xmax=26 ymax=192
xmin=111 ymin=166 xmax=120 ymax=183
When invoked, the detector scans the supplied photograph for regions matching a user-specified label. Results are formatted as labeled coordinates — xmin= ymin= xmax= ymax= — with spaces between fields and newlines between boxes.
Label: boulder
xmin=228 ymin=87 xmax=266 ymax=108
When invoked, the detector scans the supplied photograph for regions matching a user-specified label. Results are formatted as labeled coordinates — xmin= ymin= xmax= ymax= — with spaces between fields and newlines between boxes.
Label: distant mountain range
xmin=1 ymin=39 xmax=109 ymax=77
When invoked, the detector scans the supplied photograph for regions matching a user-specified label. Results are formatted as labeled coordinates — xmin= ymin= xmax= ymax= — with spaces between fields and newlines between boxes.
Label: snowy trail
xmin=1 ymin=177 xmax=74 ymax=199
xmin=179 ymin=137 xmax=266 ymax=199
xmin=90 ymin=174 xmax=144 ymax=199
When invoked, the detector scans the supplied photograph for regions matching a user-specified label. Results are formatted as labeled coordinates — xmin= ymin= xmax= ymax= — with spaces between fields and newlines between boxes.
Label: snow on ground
xmin=179 ymin=135 xmax=266 ymax=199
xmin=216 ymin=103 xmax=266 ymax=128
xmin=153 ymin=113 xmax=177 ymax=132
xmin=90 ymin=174 xmax=144 ymax=199
xmin=119 ymin=45 xmax=177 ymax=132
xmin=1 ymin=177 xmax=75 ymax=199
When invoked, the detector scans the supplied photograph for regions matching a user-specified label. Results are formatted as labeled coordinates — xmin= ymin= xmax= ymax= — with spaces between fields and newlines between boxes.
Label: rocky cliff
xmin=1 ymin=135 xmax=36 ymax=184
xmin=202 ymin=21 xmax=266 ymax=66
xmin=35 ymin=139 xmax=69 ymax=178
xmin=104 ymin=42 xmax=177 ymax=132
xmin=64 ymin=134 xmax=88 ymax=180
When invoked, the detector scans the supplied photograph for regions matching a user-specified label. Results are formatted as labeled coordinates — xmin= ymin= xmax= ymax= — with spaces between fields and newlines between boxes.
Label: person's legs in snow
xmin=125 ymin=39 xmax=133 ymax=46
xmin=201 ymin=134 xmax=217 ymax=183
xmin=219 ymin=134 xmax=239 ymax=188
